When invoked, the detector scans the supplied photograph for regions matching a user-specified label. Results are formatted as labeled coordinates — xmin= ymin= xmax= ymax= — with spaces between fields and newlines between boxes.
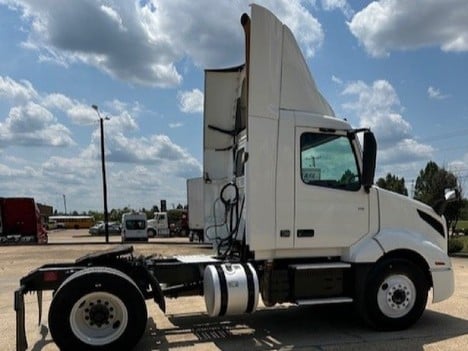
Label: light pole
xmin=92 ymin=104 xmax=110 ymax=243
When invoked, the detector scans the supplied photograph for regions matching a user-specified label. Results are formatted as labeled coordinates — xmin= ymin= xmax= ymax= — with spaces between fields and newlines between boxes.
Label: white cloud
xmin=321 ymin=0 xmax=354 ymax=18
xmin=42 ymin=93 xmax=74 ymax=111
xmin=112 ymin=165 xmax=162 ymax=189
xmin=0 ymin=102 xmax=74 ymax=147
xmin=0 ymin=162 xmax=29 ymax=177
xmin=42 ymin=93 xmax=102 ymax=125
xmin=348 ymin=0 xmax=468 ymax=57
xmin=0 ymin=75 xmax=201 ymax=183
xmin=0 ymin=76 xmax=38 ymax=102
xmin=341 ymin=79 xmax=433 ymax=165
xmin=80 ymin=117 xmax=202 ymax=177
xmin=427 ymin=86 xmax=449 ymax=100
xmin=100 ymin=4 xmax=127 ymax=32
xmin=178 ymin=89 xmax=203 ymax=114
xmin=42 ymin=156 xmax=98 ymax=185
xmin=379 ymin=139 xmax=433 ymax=165
xmin=448 ymin=154 xmax=468 ymax=194
xmin=66 ymin=105 xmax=100 ymax=125
xmin=169 ymin=122 xmax=183 ymax=128
xmin=4 ymin=0 xmax=324 ymax=87
xmin=448 ymin=154 xmax=468 ymax=176
xmin=332 ymin=75 xmax=343 ymax=85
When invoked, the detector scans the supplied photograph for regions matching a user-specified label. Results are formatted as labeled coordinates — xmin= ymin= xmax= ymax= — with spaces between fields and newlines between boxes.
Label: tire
xmin=147 ymin=229 xmax=156 ymax=238
xmin=48 ymin=267 xmax=147 ymax=351
xmin=360 ymin=258 xmax=429 ymax=331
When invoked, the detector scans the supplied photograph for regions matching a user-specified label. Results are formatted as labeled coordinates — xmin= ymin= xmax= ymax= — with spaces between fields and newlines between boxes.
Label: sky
xmin=0 ymin=0 xmax=467 ymax=213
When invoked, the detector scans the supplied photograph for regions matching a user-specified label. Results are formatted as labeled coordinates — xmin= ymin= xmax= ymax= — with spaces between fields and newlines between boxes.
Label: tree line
xmin=376 ymin=161 xmax=466 ymax=230
xmin=54 ymin=204 xmax=187 ymax=224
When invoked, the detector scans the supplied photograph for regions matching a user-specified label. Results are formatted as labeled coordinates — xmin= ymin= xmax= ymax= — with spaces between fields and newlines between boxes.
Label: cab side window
xmin=300 ymin=133 xmax=360 ymax=191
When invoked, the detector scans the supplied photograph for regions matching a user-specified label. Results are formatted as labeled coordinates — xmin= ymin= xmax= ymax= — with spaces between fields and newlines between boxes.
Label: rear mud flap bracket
xmin=14 ymin=286 xmax=27 ymax=351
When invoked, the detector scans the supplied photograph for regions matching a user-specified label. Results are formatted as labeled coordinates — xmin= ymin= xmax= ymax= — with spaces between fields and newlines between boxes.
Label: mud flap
xmin=37 ymin=290 xmax=43 ymax=326
xmin=14 ymin=286 xmax=27 ymax=351
xmin=144 ymin=268 xmax=166 ymax=313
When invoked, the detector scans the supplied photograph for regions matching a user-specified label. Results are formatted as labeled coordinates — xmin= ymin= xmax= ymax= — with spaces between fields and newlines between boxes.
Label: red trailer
xmin=0 ymin=197 xmax=48 ymax=244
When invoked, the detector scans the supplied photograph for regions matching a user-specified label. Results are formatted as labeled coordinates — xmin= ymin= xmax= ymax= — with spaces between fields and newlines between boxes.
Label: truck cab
xmin=147 ymin=212 xmax=170 ymax=237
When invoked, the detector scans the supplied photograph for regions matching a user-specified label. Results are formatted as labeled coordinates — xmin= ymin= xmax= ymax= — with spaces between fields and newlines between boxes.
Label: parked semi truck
xmin=186 ymin=177 xmax=205 ymax=242
xmin=0 ymin=197 xmax=47 ymax=244
xmin=15 ymin=5 xmax=455 ymax=351
xmin=147 ymin=211 xmax=170 ymax=237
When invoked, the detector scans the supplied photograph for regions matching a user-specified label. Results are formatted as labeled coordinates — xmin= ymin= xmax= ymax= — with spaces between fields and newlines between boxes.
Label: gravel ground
xmin=1 ymin=230 xmax=467 ymax=351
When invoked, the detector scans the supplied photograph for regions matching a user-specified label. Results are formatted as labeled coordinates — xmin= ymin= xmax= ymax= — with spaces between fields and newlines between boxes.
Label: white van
xmin=121 ymin=212 xmax=147 ymax=242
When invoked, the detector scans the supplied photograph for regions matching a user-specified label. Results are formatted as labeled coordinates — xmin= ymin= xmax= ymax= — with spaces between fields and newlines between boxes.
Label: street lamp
xmin=92 ymin=104 xmax=110 ymax=243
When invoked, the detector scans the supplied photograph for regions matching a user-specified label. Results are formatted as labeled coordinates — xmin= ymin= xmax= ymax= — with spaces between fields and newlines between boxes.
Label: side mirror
xmin=433 ymin=189 xmax=459 ymax=215
xmin=445 ymin=189 xmax=457 ymax=202
xmin=362 ymin=131 xmax=377 ymax=192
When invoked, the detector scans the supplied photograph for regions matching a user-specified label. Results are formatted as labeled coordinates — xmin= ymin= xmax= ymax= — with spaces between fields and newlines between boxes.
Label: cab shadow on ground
xmin=140 ymin=304 xmax=468 ymax=351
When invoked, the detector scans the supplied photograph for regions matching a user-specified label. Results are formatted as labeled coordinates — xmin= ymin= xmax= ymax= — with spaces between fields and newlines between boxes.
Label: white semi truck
xmin=147 ymin=212 xmax=170 ymax=237
xmin=15 ymin=5 xmax=455 ymax=351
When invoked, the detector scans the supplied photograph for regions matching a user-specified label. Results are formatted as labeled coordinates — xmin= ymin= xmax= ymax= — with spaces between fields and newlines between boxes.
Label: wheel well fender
xmin=375 ymin=249 xmax=432 ymax=287
xmin=61 ymin=265 xmax=166 ymax=314
xmin=353 ymin=249 xmax=432 ymax=303
xmin=343 ymin=237 xmax=384 ymax=263
xmin=375 ymin=229 xmax=450 ymax=271
xmin=55 ymin=266 xmax=142 ymax=295
xmin=108 ymin=263 xmax=166 ymax=313
xmin=353 ymin=248 xmax=433 ymax=317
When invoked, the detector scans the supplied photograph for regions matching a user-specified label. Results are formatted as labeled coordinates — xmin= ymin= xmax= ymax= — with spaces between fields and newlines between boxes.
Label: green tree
xmin=376 ymin=173 xmax=408 ymax=196
xmin=459 ymin=199 xmax=468 ymax=220
xmin=414 ymin=161 xmax=462 ymax=231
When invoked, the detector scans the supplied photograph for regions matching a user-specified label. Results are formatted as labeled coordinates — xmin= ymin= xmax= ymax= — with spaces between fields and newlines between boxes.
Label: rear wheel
xmin=360 ymin=258 xmax=429 ymax=331
xmin=49 ymin=267 xmax=147 ymax=350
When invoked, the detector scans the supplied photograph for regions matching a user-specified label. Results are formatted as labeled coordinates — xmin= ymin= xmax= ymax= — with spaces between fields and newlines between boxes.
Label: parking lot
xmin=1 ymin=229 xmax=467 ymax=351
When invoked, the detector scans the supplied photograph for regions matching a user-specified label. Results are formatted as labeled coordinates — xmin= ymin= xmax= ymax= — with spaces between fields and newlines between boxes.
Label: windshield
xmin=125 ymin=220 xmax=146 ymax=230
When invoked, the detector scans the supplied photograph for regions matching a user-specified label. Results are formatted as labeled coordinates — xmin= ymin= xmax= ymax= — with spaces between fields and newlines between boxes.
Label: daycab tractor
xmin=14 ymin=5 xmax=454 ymax=351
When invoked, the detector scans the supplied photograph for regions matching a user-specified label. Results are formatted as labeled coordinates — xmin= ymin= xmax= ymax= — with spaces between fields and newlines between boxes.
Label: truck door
xmin=294 ymin=128 xmax=369 ymax=249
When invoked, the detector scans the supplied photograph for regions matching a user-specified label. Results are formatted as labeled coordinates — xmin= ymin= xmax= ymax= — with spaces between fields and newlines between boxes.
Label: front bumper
xmin=431 ymin=267 xmax=455 ymax=303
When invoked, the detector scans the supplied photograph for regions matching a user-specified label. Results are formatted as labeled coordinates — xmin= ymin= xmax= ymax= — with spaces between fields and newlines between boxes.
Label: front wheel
xmin=360 ymin=258 xmax=429 ymax=331
xmin=49 ymin=267 xmax=147 ymax=350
